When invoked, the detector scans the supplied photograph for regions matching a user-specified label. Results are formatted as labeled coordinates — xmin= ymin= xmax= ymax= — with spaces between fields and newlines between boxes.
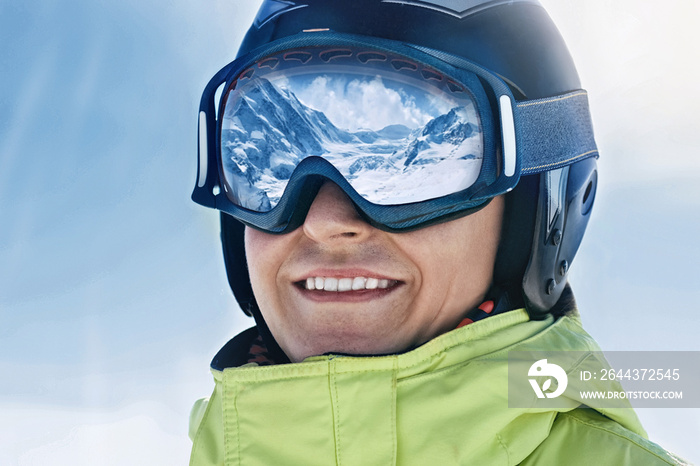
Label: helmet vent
xmin=581 ymin=171 xmax=597 ymax=216
xmin=583 ymin=181 xmax=593 ymax=205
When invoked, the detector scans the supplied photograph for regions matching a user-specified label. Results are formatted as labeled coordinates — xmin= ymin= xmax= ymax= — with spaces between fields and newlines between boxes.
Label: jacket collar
xmin=211 ymin=311 xmax=645 ymax=464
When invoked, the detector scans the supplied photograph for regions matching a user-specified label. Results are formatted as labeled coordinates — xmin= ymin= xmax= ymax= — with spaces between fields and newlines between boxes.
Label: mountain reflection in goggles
xmin=220 ymin=47 xmax=484 ymax=212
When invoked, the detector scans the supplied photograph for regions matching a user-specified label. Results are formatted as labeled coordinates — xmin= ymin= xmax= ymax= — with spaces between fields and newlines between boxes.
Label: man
xmin=189 ymin=1 xmax=684 ymax=464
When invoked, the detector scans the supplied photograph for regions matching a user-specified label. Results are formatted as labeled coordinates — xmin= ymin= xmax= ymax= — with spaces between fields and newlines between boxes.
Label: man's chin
xmin=282 ymin=324 xmax=417 ymax=362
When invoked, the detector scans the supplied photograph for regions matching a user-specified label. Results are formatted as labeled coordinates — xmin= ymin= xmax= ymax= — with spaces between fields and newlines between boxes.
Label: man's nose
xmin=302 ymin=182 xmax=373 ymax=244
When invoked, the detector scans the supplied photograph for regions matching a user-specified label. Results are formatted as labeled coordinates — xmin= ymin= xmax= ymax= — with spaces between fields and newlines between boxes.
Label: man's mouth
xmin=301 ymin=276 xmax=400 ymax=292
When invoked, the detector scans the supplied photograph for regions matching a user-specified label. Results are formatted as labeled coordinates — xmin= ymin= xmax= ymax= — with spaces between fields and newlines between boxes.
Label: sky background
xmin=1 ymin=0 xmax=698 ymax=464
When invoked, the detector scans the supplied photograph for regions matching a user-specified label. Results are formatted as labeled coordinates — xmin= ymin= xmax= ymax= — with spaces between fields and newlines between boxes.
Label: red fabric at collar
xmin=456 ymin=300 xmax=495 ymax=328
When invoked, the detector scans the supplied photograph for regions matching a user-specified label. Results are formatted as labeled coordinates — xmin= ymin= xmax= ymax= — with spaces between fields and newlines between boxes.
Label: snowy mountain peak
xmin=220 ymin=78 xmax=482 ymax=211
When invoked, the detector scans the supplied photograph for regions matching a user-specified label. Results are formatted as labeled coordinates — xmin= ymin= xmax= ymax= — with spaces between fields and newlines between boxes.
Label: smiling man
xmin=188 ymin=1 xmax=683 ymax=465
xmin=245 ymin=183 xmax=504 ymax=361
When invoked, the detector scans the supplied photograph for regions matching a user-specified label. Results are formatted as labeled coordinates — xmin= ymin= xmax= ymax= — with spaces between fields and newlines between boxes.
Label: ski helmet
xmin=193 ymin=0 xmax=598 ymax=325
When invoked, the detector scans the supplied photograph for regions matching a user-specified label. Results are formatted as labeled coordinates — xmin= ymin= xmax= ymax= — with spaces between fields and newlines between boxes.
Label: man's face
xmin=245 ymin=182 xmax=505 ymax=362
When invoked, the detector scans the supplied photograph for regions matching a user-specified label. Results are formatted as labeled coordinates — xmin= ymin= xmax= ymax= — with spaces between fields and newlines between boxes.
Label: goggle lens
xmin=220 ymin=47 xmax=484 ymax=212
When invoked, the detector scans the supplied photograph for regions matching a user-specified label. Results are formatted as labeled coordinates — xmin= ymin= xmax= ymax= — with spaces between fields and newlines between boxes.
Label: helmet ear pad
xmin=220 ymin=212 xmax=290 ymax=363
xmin=492 ymin=174 xmax=538 ymax=308
xmin=221 ymin=213 xmax=255 ymax=317
xmin=522 ymin=157 xmax=598 ymax=317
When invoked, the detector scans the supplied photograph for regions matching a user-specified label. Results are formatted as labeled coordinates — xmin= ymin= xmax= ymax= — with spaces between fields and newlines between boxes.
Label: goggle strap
xmin=516 ymin=90 xmax=599 ymax=175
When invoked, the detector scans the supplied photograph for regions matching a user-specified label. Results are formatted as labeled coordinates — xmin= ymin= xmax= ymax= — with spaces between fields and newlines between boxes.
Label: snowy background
xmin=1 ymin=0 xmax=698 ymax=464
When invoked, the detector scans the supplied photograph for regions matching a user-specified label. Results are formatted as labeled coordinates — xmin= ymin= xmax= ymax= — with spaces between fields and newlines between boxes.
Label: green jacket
xmin=189 ymin=309 xmax=685 ymax=465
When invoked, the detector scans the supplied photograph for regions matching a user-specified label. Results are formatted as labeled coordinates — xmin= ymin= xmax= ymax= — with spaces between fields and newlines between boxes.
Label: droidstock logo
xmin=528 ymin=359 xmax=568 ymax=399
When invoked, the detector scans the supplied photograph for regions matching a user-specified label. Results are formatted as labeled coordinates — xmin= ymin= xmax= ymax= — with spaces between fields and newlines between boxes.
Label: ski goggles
xmin=193 ymin=32 xmax=598 ymax=233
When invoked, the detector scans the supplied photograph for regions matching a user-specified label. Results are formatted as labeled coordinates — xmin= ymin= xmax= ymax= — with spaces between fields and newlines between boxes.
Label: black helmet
xmin=199 ymin=0 xmax=598 ymax=330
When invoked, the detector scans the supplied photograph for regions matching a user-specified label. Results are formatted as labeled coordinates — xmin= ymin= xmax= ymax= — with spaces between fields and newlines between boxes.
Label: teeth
xmin=304 ymin=276 xmax=395 ymax=291
xmin=338 ymin=278 xmax=353 ymax=292
xmin=323 ymin=277 xmax=338 ymax=291
xmin=352 ymin=277 xmax=366 ymax=290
